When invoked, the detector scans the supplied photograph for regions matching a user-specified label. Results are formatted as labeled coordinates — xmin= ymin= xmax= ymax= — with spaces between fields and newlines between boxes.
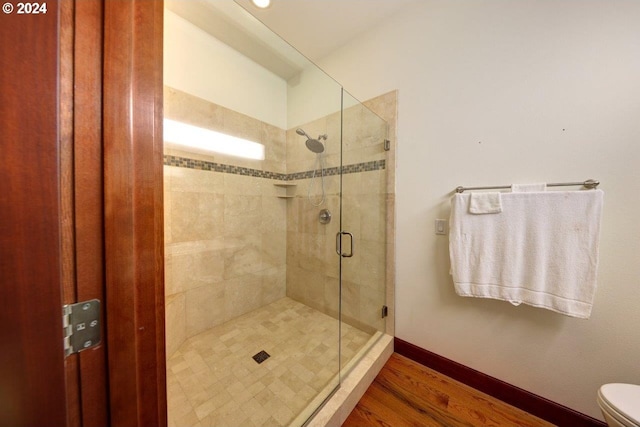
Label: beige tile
xmin=284 ymin=197 xmax=300 ymax=233
xmin=223 ymin=108 xmax=262 ymax=144
xmin=166 ymin=294 xmax=186 ymax=357
xmin=167 ymin=298 xmax=371 ymax=427
xmin=194 ymin=397 xmax=219 ymax=420
xmin=323 ymin=277 xmax=340 ymax=319
xmin=164 ymin=86 xmax=224 ymax=132
xmin=358 ymin=194 xmax=387 ymax=243
xmin=286 ymin=158 xmax=314 ymax=175
xmin=248 ymin=404 xmax=271 ymax=426
xmin=171 ymin=167 xmax=224 ymax=195
xmin=166 ymin=247 xmax=225 ymax=296
xmin=224 ymin=194 xmax=262 ymax=217
xmin=284 ymin=265 xmax=304 ymax=303
xmin=322 ymin=174 xmax=341 ymax=197
xmin=219 ymin=402 xmax=249 ymax=427
xmin=262 ymin=123 xmax=286 ymax=174
xmin=261 ymin=232 xmax=285 ymax=270
xmin=262 ymin=231 xmax=287 ymax=269
xmin=223 ymin=274 xmax=262 ymax=321
xmin=359 ymin=239 xmax=386 ymax=286
xmin=170 ymin=192 xmax=224 ymax=243
xmin=259 ymin=417 xmax=279 ymax=427
xmin=340 ymin=280 xmax=361 ymax=322
xmin=261 ymin=266 xmax=286 ymax=306
xmin=185 ymin=285 xmax=225 ymax=336
xmin=224 ymin=173 xmax=262 ymax=196
xmin=322 ymin=152 xmax=341 ymax=172
xmin=271 ymin=401 xmax=295 ymax=425
xmin=294 ymin=233 xmax=326 ymax=272
xmin=340 ymin=195 xmax=361 ymax=242
xmin=223 ymin=196 xmax=262 ymax=237
xmin=360 ymin=169 xmax=386 ymax=196
xmin=223 ymin=235 xmax=263 ymax=280
xmin=261 ymin=194 xmax=287 ymax=232
xmin=363 ymin=91 xmax=397 ymax=125
xmin=167 ymin=382 xmax=192 ymax=418
xmin=255 ymin=385 xmax=276 ymax=406
xmin=340 ymin=241 xmax=362 ymax=284
xmin=169 ymin=358 xmax=189 ymax=375
xmin=173 ymin=410 xmax=200 ymax=427
xmin=359 ymin=290 xmax=386 ymax=334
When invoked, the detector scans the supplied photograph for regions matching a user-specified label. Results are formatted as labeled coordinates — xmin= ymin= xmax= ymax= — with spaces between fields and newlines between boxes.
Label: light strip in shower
xmin=163 ymin=119 xmax=265 ymax=161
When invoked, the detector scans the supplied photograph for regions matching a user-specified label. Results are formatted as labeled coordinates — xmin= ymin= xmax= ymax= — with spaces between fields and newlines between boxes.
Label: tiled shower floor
xmin=167 ymin=297 xmax=372 ymax=427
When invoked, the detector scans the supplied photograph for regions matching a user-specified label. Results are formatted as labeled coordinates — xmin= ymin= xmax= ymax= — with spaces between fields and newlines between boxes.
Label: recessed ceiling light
xmin=251 ymin=0 xmax=271 ymax=9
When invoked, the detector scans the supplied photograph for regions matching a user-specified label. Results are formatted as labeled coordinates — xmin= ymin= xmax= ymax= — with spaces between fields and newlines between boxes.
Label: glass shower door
xmin=337 ymin=89 xmax=389 ymax=374
xmin=163 ymin=1 xmax=346 ymax=425
xmin=283 ymin=71 xmax=344 ymax=425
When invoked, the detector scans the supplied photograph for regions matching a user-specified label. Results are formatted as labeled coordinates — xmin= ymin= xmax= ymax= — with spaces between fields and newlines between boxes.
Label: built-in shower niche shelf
xmin=274 ymin=182 xmax=297 ymax=198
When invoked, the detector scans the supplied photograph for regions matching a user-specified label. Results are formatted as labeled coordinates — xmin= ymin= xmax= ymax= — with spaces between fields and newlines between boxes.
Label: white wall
xmin=164 ymin=9 xmax=345 ymax=132
xmin=286 ymin=63 xmax=342 ymax=128
xmin=285 ymin=65 xmax=361 ymax=129
xmin=164 ymin=10 xmax=288 ymax=129
xmin=317 ymin=0 xmax=640 ymax=420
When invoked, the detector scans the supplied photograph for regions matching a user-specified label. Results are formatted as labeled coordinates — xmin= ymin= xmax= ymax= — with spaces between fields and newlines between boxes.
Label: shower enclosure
xmin=163 ymin=1 xmax=391 ymax=425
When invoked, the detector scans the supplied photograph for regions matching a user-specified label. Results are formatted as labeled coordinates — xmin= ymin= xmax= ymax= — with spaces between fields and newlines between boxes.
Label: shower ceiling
xmin=166 ymin=0 xmax=418 ymax=78
xmin=165 ymin=0 xmax=308 ymax=79
xmin=234 ymin=0 xmax=419 ymax=61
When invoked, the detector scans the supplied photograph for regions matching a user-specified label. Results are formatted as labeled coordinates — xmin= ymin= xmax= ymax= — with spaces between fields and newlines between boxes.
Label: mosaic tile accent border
xmin=164 ymin=154 xmax=385 ymax=180
xmin=164 ymin=155 xmax=287 ymax=180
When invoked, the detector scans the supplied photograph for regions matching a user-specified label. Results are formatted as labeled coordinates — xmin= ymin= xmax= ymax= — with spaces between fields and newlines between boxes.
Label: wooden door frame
xmin=1 ymin=0 xmax=166 ymax=425
xmin=102 ymin=0 xmax=167 ymax=425
xmin=64 ymin=0 xmax=167 ymax=424
xmin=60 ymin=0 xmax=111 ymax=424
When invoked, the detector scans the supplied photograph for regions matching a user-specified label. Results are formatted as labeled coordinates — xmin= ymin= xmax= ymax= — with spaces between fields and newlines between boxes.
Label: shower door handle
xmin=335 ymin=231 xmax=354 ymax=258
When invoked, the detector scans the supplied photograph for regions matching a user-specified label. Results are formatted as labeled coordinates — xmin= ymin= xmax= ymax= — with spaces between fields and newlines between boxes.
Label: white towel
xmin=449 ymin=190 xmax=603 ymax=318
xmin=512 ymin=183 xmax=547 ymax=192
xmin=469 ymin=192 xmax=502 ymax=214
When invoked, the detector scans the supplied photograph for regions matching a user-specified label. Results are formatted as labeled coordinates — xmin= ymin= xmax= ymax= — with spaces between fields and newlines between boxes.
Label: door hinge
xmin=381 ymin=305 xmax=388 ymax=318
xmin=63 ymin=299 xmax=101 ymax=357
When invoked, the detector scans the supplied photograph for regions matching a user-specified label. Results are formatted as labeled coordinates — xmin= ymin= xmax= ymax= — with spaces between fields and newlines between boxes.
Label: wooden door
xmin=1 ymin=0 xmax=166 ymax=426
xmin=0 ymin=2 xmax=68 ymax=425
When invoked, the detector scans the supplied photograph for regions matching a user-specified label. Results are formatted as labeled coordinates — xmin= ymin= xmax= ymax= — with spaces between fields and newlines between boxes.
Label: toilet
xmin=597 ymin=383 xmax=640 ymax=427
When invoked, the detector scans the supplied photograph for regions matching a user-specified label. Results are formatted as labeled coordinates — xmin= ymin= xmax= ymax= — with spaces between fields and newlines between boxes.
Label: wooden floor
xmin=343 ymin=354 xmax=555 ymax=427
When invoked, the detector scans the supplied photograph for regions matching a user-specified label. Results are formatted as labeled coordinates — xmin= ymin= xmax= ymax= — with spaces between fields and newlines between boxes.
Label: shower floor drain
xmin=252 ymin=350 xmax=270 ymax=364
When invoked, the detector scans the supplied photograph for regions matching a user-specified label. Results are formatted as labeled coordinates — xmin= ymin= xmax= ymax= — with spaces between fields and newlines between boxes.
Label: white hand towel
xmin=449 ymin=190 xmax=603 ymax=319
xmin=511 ymin=183 xmax=547 ymax=192
xmin=469 ymin=192 xmax=502 ymax=214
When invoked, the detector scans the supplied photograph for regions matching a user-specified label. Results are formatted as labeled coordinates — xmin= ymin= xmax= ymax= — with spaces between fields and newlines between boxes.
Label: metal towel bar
xmin=454 ymin=179 xmax=599 ymax=194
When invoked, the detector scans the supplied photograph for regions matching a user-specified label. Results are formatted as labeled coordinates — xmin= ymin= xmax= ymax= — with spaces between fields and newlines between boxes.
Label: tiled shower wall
xmin=285 ymin=97 xmax=391 ymax=334
xmin=164 ymin=86 xmax=396 ymax=356
xmin=164 ymin=87 xmax=288 ymax=356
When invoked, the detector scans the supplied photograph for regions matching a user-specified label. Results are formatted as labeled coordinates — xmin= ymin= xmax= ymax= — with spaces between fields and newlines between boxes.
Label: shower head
xmin=296 ymin=128 xmax=326 ymax=153
xmin=305 ymin=138 xmax=325 ymax=153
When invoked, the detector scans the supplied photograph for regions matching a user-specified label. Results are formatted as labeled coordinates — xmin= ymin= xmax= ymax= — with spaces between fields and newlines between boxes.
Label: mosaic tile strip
xmin=164 ymin=155 xmax=287 ymax=180
xmin=164 ymin=154 xmax=385 ymax=180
